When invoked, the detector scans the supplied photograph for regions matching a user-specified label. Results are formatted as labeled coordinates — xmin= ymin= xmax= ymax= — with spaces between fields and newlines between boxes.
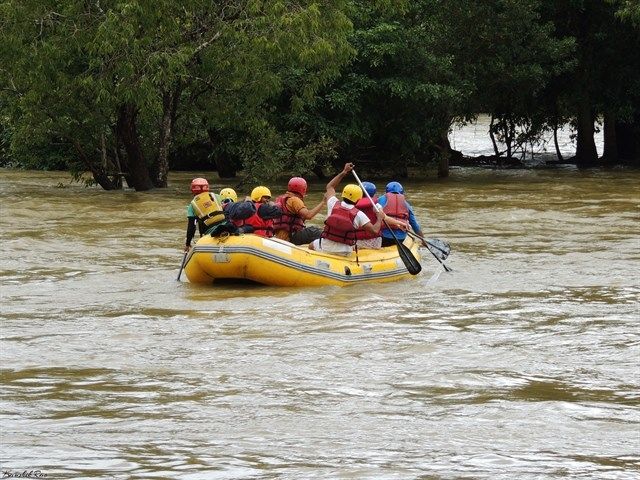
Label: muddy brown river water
xmin=1 ymin=165 xmax=638 ymax=479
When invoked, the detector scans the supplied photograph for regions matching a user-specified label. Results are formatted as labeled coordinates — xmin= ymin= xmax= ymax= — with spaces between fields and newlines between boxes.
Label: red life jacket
xmin=382 ymin=193 xmax=409 ymax=222
xmin=354 ymin=195 xmax=379 ymax=240
xmin=321 ymin=202 xmax=359 ymax=246
xmin=233 ymin=201 xmax=274 ymax=237
xmin=272 ymin=193 xmax=305 ymax=233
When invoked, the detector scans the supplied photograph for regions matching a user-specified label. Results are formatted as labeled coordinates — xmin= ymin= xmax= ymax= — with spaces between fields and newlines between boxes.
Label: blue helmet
xmin=362 ymin=181 xmax=376 ymax=197
xmin=386 ymin=181 xmax=404 ymax=194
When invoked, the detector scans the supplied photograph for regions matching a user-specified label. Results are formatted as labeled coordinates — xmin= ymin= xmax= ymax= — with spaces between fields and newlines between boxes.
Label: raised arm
xmin=325 ymin=163 xmax=354 ymax=198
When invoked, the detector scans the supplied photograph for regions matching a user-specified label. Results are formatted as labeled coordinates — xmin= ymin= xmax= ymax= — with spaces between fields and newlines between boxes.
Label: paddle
xmin=176 ymin=250 xmax=188 ymax=281
xmin=406 ymin=231 xmax=453 ymax=272
xmin=351 ymin=170 xmax=421 ymax=275
xmin=405 ymin=231 xmax=451 ymax=260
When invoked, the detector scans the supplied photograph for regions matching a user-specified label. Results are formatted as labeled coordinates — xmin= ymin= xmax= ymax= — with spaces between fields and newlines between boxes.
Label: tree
xmin=612 ymin=0 xmax=640 ymax=26
xmin=0 ymin=0 xmax=353 ymax=190
xmin=606 ymin=0 xmax=640 ymax=164
xmin=291 ymin=1 xmax=470 ymax=178
xmin=540 ymin=0 xmax=640 ymax=166
xmin=191 ymin=1 xmax=354 ymax=183
xmin=299 ymin=0 xmax=573 ymax=176
xmin=467 ymin=1 xmax=574 ymax=164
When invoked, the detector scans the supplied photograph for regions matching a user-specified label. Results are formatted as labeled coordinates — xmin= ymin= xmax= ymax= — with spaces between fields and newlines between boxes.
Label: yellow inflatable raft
xmin=184 ymin=234 xmax=422 ymax=287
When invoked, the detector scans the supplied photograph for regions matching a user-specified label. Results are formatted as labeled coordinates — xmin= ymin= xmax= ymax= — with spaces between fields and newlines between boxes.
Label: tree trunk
xmin=100 ymin=134 xmax=122 ymax=189
xmin=214 ymin=156 xmax=237 ymax=179
xmin=154 ymin=88 xmax=180 ymax=188
xmin=575 ymin=97 xmax=599 ymax=167
xmin=117 ymin=103 xmax=154 ymax=191
xmin=207 ymin=128 xmax=237 ymax=178
xmin=72 ymin=139 xmax=119 ymax=190
xmin=615 ymin=112 xmax=640 ymax=165
xmin=504 ymin=118 xmax=515 ymax=162
xmin=436 ymin=129 xmax=450 ymax=178
xmin=602 ymin=110 xmax=618 ymax=165
xmin=489 ymin=115 xmax=500 ymax=157
xmin=553 ymin=121 xmax=564 ymax=162
xmin=312 ymin=165 xmax=326 ymax=179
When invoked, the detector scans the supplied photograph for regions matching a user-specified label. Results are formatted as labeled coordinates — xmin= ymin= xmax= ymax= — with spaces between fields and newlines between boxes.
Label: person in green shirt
xmin=184 ymin=177 xmax=210 ymax=252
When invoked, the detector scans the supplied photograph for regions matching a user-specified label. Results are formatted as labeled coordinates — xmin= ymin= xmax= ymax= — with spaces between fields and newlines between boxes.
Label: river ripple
xmin=1 ymin=167 xmax=638 ymax=479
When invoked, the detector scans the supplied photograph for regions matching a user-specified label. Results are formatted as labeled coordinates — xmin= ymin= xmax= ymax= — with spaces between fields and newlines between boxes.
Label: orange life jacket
xmin=382 ymin=193 xmax=409 ymax=222
xmin=272 ymin=194 xmax=305 ymax=234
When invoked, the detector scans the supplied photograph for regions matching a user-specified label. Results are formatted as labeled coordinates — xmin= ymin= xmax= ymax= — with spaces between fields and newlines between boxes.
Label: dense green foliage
xmin=1 ymin=0 xmax=638 ymax=190
xmin=1 ymin=0 xmax=353 ymax=189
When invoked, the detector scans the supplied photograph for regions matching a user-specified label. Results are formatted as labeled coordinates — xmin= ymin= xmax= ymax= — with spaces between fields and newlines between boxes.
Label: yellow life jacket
xmin=191 ymin=193 xmax=225 ymax=227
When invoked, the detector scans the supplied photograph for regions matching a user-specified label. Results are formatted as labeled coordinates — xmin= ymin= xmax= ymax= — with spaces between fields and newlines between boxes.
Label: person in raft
xmin=184 ymin=178 xmax=236 ymax=252
xmin=228 ymin=186 xmax=282 ymax=237
xmin=346 ymin=179 xmax=409 ymax=249
xmin=272 ymin=176 xmax=326 ymax=245
xmin=377 ymin=181 xmax=423 ymax=247
xmin=219 ymin=187 xmax=238 ymax=208
xmin=353 ymin=181 xmax=385 ymax=249
xmin=308 ymin=163 xmax=385 ymax=256
xmin=185 ymin=177 xmax=225 ymax=252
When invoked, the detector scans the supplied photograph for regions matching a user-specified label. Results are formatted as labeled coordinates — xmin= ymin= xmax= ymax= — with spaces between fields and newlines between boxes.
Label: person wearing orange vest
xmin=353 ymin=181 xmax=384 ymax=249
xmin=309 ymin=163 xmax=385 ymax=256
xmin=228 ymin=186 xmax=282 ymax=237
xmin=350 ymin=180 xmax=409 ymax=249
xmin=273 ymin=177 xmax=326 ymax=245
xmin=377 ymin=181 xmax=423 ymax=247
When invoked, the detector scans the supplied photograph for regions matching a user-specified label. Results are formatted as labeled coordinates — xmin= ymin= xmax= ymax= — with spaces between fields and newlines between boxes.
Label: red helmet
xmin=287 ymin=177 xmax=307 ymax=196
xmin=190 ymin=177 xmax=209 ymax=194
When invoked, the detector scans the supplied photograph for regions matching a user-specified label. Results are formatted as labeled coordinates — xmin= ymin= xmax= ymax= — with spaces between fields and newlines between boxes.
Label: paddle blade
xmin=397 ymin=241 xmax=422 ymax=275
xmin=177 ymin=251 xmax=188 ymax=281
xmin=426 ymin=238 xmax=450 ymax=261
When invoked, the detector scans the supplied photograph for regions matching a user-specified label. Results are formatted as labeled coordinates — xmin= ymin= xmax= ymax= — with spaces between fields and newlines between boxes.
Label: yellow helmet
xmin=219 ymin=187 xmax=237 ymax=204
xmin=251 ymin=186 xmax=272 ymax=202
xmin=342 ymin=184 xmax=363 ymax=203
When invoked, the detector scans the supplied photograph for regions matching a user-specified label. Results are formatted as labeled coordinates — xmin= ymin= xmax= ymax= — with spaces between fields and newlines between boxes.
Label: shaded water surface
xmin=1 ymin=167 xmax=639 ymax=479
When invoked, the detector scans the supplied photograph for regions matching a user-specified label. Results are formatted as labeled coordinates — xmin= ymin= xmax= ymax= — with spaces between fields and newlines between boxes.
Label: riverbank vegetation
xmin=1 ymin=0 xmax=638 ymax=190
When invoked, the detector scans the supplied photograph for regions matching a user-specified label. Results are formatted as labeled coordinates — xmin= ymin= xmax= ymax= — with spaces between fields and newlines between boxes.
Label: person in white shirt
xmin=309 ymin=163 xmax=384 ymax=256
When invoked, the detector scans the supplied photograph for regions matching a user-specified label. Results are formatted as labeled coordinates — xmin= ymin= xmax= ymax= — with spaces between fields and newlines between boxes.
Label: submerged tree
xmin=291 ymin=0 xmax=575 ymax=177
xmin=2 ymin=0 xmax=637 ymax=187
xmin=295 ymin=1 xmax=472 ymax=178
xmin=1 ymin=0 xmax=353 ymax=190
xmin=540 ymin=0 xmax=640 ymax=166
xmin=606 ymin=0 xmax=640 ymax=164
xmin=192 ymin=2 xmax=354 ymax=183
